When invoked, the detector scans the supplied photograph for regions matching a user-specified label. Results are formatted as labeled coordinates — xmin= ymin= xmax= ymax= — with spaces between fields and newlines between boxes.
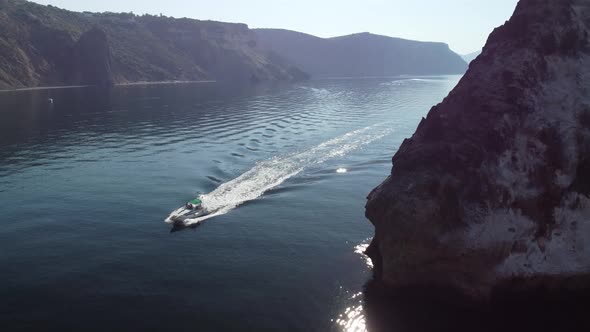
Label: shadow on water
xmin=0 ymin=81 xmax=284 ymax=149
xmin=0 ymin=87 xmax=111 ymax=145
xmin=169 ymin=222 xmax=203 ymax=233
xmin=362 ymin=278 xmax=590 ymax=332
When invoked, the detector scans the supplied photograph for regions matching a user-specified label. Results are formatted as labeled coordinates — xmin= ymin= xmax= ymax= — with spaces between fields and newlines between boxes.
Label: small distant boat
xmin=165 ymin=197 xmax=210 ymax=225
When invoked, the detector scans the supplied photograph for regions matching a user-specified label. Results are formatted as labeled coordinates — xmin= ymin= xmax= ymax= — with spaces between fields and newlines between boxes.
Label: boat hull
xmin=165 ymin=206 xmax=209 ymax=226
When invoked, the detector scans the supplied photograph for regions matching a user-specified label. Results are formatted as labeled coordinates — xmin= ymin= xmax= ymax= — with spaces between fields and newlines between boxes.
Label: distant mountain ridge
xmin=255 ymin=29 xmax=468 ymax=78
xmin=0 ymin=0 xmax=307 ymax=89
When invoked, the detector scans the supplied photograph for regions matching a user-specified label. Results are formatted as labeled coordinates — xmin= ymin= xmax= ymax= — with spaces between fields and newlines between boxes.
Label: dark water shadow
xmin=170 ymin=222 xmax=204 ymax=233
xmin=0 ymin=86 xmax=113 ymax=146
xmin=363 ymin=278 xmax=590 ymax=332
xmin=0 ymin=81 xmax=287 ymax=150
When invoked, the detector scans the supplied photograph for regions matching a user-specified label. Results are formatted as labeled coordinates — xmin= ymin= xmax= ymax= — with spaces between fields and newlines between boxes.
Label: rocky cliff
xmin=0 ymin=0 xmax=306 ymax=89
xmin=71 ymin=28 xmax=113 ymax=87
xmin=365 ymin=0 xmax=590 ymax=298
xmin=256 ymin=29 xmax=468 ymax=78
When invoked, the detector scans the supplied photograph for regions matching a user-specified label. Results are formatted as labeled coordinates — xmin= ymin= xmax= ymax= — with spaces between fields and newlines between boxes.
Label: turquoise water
xmin=0 ymin=77 xmax=459 ymax=331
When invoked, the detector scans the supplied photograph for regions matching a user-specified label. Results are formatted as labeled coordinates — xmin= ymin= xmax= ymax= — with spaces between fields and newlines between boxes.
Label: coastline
xmin=0 ymin=85 xmax=91 ymax=93
xmin=116 ymin=80 xmax=216 ymax=87
xmin=0 ymin=80 xmax=216 ymax=93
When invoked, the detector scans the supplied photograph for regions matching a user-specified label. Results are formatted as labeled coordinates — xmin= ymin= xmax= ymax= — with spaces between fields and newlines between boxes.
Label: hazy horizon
xmin=30 ymin=0 xmax=518 ymax=54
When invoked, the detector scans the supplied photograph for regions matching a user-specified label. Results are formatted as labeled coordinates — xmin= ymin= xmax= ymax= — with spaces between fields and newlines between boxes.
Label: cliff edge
xmin=365 ymin=0 xmax=590 ymax=298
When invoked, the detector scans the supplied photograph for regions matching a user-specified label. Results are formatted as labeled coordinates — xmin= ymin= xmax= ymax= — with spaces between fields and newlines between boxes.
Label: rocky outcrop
xmin=256 ymin=29 xmax=468 ymax=78
xmin=70 ymin=28 xmax=114 ymax=87
xmin=365 ymin=0 xmax=590 ymax=298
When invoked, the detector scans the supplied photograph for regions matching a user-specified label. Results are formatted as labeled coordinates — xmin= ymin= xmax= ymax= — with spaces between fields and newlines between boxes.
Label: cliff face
xmin=366 ymin=0 xmax=590 ymax=298
xmin=71 ymin=28 xmax=113 ymax=87
xmin=0 ymin=0 xmax=305 ymax=89
xmin=256 ymin=29 xmax=468 ymax=78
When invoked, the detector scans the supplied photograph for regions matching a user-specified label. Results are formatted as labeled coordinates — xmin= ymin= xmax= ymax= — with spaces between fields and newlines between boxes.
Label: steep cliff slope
xmin=366 ymin=0 xmax=590 ymax=298
xmin=70 ymin=28 xmax=114 ymax=87
xmin=256 ymin=29 xmax=468 ymax=78
xmin=461 ymin=50 xmax=482 ymax=63
xmin=0 ymin=0 xmax=306 ymax=89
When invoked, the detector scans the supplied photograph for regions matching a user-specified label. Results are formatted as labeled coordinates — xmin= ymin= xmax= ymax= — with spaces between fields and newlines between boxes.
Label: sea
xmin=0 ymin=76 xmax=460 ymax=331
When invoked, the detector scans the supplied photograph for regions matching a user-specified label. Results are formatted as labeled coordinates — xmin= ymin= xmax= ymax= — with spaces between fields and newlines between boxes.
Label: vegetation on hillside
xmin=0 ymin=0 xmax=307 ymax=89
xmin=256 ymin=29 xmax=468 ymax=78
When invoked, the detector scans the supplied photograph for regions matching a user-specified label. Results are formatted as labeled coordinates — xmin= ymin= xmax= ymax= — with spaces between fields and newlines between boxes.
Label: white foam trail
xmin=183 ymin=124 xmax=393 ymax=225
xmin=380 ymin=78 xmax=440 ymax=86
xmin=298 ymin=86 xmax=330 ymax=94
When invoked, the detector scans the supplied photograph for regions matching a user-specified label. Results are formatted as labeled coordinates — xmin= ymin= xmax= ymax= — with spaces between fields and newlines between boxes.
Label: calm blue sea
xmin=0 ymin=77 xmax=460 ymax=331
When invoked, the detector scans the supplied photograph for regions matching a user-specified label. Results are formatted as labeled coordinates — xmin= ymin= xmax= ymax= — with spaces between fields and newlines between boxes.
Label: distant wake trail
xmin=184 ymin=124 xmax=393 ymax=225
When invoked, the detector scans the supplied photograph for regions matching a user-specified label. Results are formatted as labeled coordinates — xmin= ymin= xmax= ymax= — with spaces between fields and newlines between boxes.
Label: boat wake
xmin=181 ymin=124 xmax=393 ymax=225
xmin=380 ymin=78 xmax=442 ymax=86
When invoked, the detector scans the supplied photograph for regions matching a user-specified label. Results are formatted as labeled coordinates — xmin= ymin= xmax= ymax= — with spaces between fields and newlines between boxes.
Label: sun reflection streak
xmin=335 ymin=292 xmax=366 ymax=332
xmin=333 ymin=239 xmax=373 ymax=332
xmin=354 ymin=243 xmax=373 ymax=268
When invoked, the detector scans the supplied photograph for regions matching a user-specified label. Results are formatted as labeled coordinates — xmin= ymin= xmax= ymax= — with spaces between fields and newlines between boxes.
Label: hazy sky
xmin=32 ymin=0 xmax=519 ymax=54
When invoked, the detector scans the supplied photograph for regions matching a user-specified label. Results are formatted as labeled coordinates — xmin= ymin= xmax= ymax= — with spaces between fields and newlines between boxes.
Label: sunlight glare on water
xmin=354 ymin=242 xmax=373 ymax=268
xmin=332 ymin=240 xmax=374 ymax=332
xmin=335 ymin=292 xmax=367 ymax=332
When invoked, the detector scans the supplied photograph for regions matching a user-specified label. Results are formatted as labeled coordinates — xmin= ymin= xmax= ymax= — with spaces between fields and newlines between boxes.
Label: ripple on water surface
xmin=0 ymin=77 xmax=463 ymax=332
